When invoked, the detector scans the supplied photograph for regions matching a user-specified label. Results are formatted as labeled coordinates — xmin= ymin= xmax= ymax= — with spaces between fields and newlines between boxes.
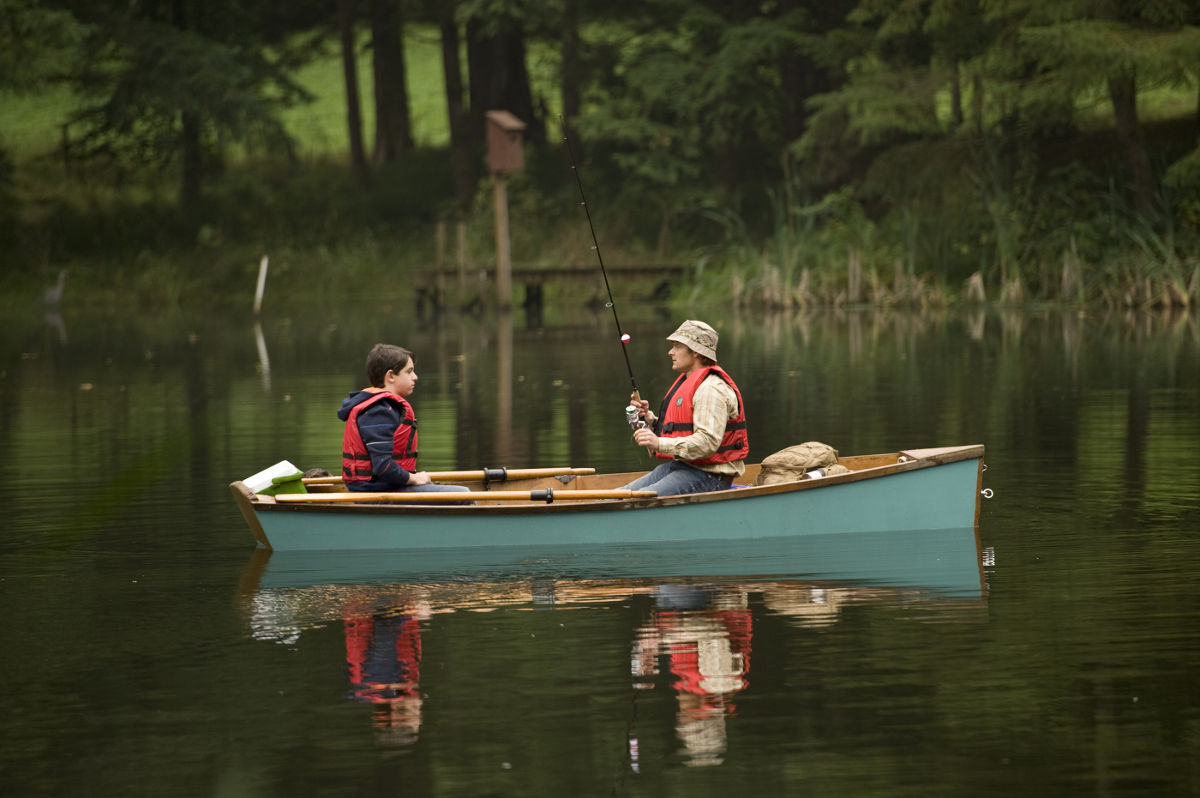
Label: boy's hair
xmin=366 ymin=343 xmax=413 ymax=388
xmin=698 ymin=355 xmax=716 ymax=367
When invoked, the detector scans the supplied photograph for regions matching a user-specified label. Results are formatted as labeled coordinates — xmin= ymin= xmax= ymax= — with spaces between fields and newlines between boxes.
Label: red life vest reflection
xmin=344 ymin=607 xmax=424 ymax=749
xmin=631 ymin=586 xmax=752 ymax=767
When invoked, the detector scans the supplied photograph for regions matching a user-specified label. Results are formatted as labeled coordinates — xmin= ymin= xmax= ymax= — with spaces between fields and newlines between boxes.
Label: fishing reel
xmin=625 ymin=405 xmax=647 ymax=431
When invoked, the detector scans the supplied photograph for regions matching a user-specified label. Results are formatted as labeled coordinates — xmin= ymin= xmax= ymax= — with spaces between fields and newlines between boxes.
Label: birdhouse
xmin=485 ymin=110 xmax=527 ymax=173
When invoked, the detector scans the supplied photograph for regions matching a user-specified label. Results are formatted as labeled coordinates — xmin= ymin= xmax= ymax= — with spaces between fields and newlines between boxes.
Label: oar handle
xmin=274 ymin=489 xmax=656 ymax=504
xmin=302 ymin=467 xmax=595 ymax=485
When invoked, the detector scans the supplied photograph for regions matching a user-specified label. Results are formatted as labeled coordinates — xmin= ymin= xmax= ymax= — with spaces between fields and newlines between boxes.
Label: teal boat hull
xmin=238 ymin=448 xmax=984 ymax=553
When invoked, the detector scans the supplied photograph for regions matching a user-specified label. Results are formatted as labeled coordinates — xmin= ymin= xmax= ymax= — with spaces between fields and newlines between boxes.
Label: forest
xmin=2 ymin=0 xmax=1199 ymax=309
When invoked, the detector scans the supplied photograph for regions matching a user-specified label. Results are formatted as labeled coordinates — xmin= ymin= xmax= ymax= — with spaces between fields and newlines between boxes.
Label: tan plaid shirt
xmin=645 ymin=373 xmax=745 ymax=476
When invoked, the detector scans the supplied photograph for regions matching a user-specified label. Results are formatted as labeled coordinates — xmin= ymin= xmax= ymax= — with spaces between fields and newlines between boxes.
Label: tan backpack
xmin=753 ymin=442 xmax=844 ymax=486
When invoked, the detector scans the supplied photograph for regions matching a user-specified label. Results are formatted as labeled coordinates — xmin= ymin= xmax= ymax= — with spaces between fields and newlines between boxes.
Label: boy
xmin=338 ymin=343 xmax=471 ymax=500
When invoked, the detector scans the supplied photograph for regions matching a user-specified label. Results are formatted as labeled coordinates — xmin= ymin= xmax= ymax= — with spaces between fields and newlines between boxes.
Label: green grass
xmin=931 ymin=79 xmax=1198 ymax=132
xmin=0 ymin=83 xmax=79 ymax=162
xmin=0 ymin=23 xmax=566 ymax=166
xmin=280 ymin=25 xmax=451 ymax=156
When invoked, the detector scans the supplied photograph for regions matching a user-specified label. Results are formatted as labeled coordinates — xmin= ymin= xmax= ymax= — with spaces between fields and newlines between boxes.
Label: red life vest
xmin=653 ymin=366 xmax=748 ymax=465
xmin=342 ymin=390 xmax=418 ymax=483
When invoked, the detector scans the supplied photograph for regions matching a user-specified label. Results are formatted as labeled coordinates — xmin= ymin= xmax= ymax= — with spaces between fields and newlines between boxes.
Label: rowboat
xmin=229 ymin=445 xmax=985 ymax=552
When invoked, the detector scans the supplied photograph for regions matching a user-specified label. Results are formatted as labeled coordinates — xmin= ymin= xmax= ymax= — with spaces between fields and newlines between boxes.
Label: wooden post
xmin=435 ymin=219 xmax=447 ymax=311
xmin=495 ymin=309 xmax=513 ymax=463
xmin=253 ymin=320 xmax=271 ymax=393
xmin=253 ymin=256 xmax=269 ymax=316
xmin=456 ymin=220 xmax=469 ymax=306
xmin=436 ymin=220 xmax=446 ymax=271
xmin=484 ymin=110 xmax=525 ymax=310
xmin=494 ymin=175 xmax=512 ymax=309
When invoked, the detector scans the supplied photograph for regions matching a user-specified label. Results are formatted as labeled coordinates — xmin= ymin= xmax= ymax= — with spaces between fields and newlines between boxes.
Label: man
xmin=623 ymin=320 xmax=749 ymax=497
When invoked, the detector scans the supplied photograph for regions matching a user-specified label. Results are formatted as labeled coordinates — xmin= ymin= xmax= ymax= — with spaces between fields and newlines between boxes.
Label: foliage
xmin=3 ymin=0 xmax=1200 ymax=309
xmin=0 ymin=0 xmax=83 ymax=93
xmin=61 ymin=0 xmax=315 ymax=203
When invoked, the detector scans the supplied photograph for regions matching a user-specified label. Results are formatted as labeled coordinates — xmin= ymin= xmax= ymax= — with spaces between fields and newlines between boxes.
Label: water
xmin=2 ymin=304 xmax=1198 ymax=797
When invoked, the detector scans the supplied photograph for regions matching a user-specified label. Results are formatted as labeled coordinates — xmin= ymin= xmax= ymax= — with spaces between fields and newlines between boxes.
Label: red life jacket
xmin=342 ymin=390 xmax=418 ymax=483
xmin=653 ymin=366 xmax=748 ymax=465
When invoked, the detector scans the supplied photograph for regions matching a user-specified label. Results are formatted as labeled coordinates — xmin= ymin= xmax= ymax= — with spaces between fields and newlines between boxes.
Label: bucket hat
xmin=666 ymin=320 xmax=719 ymax=362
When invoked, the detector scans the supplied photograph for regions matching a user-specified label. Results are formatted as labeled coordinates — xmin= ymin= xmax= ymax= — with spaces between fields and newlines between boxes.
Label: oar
xmin=302 ymin=467 xmax=596 ymax=485
xmin=274 ymin=489 xmax=656 ymax=504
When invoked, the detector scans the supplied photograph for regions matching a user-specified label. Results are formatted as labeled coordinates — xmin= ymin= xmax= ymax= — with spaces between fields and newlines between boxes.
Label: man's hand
xmin=408 ymin=471 xmax=432 ymax=486
xmin=633 ymin=428 xmax=660 ymax=451
xmin=629 ymin=393 xmax=650 ymax=419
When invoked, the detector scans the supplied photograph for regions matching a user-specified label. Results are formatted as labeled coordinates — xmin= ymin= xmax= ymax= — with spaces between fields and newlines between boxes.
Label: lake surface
xmin=2 ymin=304 xmax=1198 ymax=797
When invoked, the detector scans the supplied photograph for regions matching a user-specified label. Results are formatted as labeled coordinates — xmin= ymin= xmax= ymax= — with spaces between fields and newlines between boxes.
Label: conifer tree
xmin=63 ymin=0 xmax=312 ymax=208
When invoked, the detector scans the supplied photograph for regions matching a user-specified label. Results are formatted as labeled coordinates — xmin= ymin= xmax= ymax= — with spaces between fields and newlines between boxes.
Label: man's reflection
xmin=343 ymin=603 xmax=428 ymax=751
xmin=631 ymin=585 xmax=752 ymax=767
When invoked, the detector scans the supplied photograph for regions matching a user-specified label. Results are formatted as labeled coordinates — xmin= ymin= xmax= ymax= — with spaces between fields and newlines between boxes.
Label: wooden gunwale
xmin=275 ymin=489 xmax=659 ymax=503
xmin=246 ymin=445 xmax=983 ymax=518
xmin=303 ymin=466 xmax=595 ymax=485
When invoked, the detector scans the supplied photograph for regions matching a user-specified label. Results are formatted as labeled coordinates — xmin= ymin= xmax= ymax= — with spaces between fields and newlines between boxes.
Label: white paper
xmin=243 ymin=460 xmax=300 ymax=494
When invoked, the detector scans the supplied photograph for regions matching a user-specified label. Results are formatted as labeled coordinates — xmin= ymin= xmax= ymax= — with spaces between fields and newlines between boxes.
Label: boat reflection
xmin=237 ymin=528 xmax=986 ymax=765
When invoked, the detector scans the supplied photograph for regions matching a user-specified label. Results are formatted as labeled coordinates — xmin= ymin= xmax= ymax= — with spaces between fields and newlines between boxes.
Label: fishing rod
xmin=558 ymin=115 xmax=645 ymax=430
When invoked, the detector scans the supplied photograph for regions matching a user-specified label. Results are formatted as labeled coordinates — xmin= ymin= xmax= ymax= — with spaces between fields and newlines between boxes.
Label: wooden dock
xmin=413 ymin=263 xmax=690 ymax=315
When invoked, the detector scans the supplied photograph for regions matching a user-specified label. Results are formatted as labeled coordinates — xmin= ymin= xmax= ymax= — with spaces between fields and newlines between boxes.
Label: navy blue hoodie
xmin=338 ymin=391 xmax=413 ymax=490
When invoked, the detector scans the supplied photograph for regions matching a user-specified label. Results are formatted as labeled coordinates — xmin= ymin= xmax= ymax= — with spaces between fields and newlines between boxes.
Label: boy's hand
xmin=408 ymin=471 xmax=432 ymax=486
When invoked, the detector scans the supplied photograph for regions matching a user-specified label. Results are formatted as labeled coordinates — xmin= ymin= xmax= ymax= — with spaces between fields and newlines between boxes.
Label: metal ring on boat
xmin=981 ymin=488 xmax=994 ymax=498
xmin=531 ymin=488 xmax=554 ymax=503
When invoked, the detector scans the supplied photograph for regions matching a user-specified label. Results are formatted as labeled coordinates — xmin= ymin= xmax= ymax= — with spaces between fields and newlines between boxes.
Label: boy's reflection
xmin=631 ymin=585 xmax=752 ymax=767
xmin=343 ymin=602 xmax=429 ymax=751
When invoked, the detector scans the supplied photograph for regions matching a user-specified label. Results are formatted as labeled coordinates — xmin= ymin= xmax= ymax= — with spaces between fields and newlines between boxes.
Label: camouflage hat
xmin=667 ymin=319 xmax=719 ymax=362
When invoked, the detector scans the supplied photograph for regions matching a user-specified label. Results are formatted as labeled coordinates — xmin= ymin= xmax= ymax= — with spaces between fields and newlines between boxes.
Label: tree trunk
xmin=338 ymin=0 xmax=371 ymax=189
xmin=440 ymin=2 xmax=474 ymax=215
xmin=950 ymin=60 xmax=963 ymax=131
xmin=972 ymin=73 xmax=984 ymax=134
xmin=466 ymin=17 xmax=490 ymax=148
xmin=370 ymin=0 xmax=412 ymax=164
xmin=466 ymin=14 xmax=542 ymax=145
xmin=172 ymin=0 xmax=202 ymax=208
xmin=560 ymin=0 xmax=581 ymax=154
xmin=1107 ymin=69 xmax=1152 ymax=209
xmin=715 ymin=137 xmax=738 ymax=194
xmin=777 ymin=0 xmax=806 ymax=142
xmin=504 ymin=24 xmax=542 ymax=143
xmin=180 ymin=111 xmax=203 ymax=210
